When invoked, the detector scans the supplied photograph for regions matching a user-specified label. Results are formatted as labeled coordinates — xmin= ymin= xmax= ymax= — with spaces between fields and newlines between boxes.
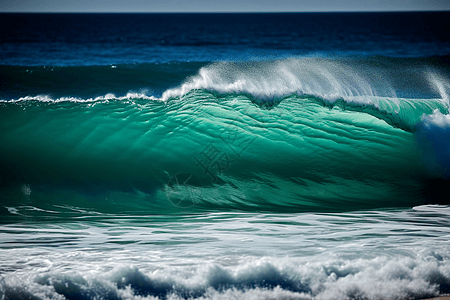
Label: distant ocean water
xmin=1 ymin=12 xmax=450 ymax=300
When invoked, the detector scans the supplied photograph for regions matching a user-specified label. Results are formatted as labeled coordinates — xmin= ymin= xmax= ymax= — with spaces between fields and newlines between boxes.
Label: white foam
xmin=5 ymin=207 xmax=21 ymax=215
xmin=0 ymin=92 xmax=159 ymax=103
xmin=421 ymin=109 xmax=450 ymax=129
xmin=3 ymin=59 xmax=448 ymax=113
xmin=160 ymin=58 xmax=398 ymax=106
xmin=419 ymin=204 xmax=450 ymax=210
xmin=416 ymin=109 xmax=450 ymax=177
xmin=1 ymin=250 xmax=449 ymax=300
xmin=427 ymin=71 xmax=450 ymax=108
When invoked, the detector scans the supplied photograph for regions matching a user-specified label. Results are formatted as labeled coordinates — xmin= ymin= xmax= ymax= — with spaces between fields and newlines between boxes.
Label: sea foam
xmin=1 ymin=250 xmax=449 ymax=300
xmin=161 ymin=59 xmax=391 ymax=105
xmin=0 ymin=92 xmax=158 ymax=103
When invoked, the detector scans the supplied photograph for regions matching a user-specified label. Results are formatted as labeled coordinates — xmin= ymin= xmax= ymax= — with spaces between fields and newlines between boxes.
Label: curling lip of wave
xmin=160 ymin=58 xmax=450 ymax=105
xmin=4 ymin=58 xmax=450 ymax=133
xmin=2 ymin=57 xmax=449 ymax=114
xmin=159 ymin=59 xmax=450 ymax=140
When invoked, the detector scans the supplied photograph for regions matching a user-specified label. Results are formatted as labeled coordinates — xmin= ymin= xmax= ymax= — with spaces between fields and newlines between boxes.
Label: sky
xmin=1 ymin=0 xmax=450 ymax=12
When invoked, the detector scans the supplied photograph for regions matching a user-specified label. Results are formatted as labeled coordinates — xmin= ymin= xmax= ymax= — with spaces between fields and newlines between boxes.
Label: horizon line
xmin=1 ymin=9 xmax=450 ymax=13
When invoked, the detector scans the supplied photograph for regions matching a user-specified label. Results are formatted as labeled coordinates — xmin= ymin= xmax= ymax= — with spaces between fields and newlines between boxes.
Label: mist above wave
xmin=161 ymin=58 xmax=449 ymax=104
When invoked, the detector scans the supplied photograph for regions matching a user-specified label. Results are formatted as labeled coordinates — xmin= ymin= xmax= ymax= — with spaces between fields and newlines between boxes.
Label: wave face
xmin=1 ymin=57 xmax=450 ymax=215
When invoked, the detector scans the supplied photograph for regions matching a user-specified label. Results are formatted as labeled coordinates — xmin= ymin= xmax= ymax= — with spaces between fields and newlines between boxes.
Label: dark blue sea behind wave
xmin=1 ymin=12 xmax=450 ymax=66
xmin=1 ymin=12 xmax=450 ymax=300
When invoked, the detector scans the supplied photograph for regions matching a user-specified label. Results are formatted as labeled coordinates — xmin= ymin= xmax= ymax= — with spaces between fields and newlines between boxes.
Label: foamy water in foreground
xmin=1 ymin=206 xmax=450 ymax=299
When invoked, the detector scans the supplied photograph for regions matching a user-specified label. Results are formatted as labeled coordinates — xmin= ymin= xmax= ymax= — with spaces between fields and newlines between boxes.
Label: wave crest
xmin=0 ymin=92 xmax=158 ymax=103
xmin=162 ymin=59 xmax=387 ymax=103
xmin=161 ymin=58 xmax=449 ymax=107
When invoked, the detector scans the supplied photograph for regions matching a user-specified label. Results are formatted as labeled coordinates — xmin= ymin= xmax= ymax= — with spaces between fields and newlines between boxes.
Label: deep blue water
xmin=1 ymin=12 xmax=450 ymax=66
xmin=1 ymin=12 xmax=450 ymax=300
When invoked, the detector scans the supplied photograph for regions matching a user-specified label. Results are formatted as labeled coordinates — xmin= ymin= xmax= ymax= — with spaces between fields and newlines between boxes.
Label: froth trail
xmin=0 ymin=92 xmax=158 ymax=103
xmin=1 ymin=246 xmax=449 ymax=300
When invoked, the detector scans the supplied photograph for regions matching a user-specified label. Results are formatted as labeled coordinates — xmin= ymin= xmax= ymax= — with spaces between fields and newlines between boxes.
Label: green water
xmin=1 ymin=92 xmax=448 ymax=216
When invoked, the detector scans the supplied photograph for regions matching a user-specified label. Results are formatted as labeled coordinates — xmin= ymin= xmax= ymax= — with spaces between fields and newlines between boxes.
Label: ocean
xmin=1 ymin=12 xmax=450 ymax=300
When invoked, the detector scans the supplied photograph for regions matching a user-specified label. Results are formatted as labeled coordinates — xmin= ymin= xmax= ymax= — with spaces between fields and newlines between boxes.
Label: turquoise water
xmin=0 ymin=92 xmax=447 ymax=213
xmin=2 ymin=59 xmax=450 ymax=214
